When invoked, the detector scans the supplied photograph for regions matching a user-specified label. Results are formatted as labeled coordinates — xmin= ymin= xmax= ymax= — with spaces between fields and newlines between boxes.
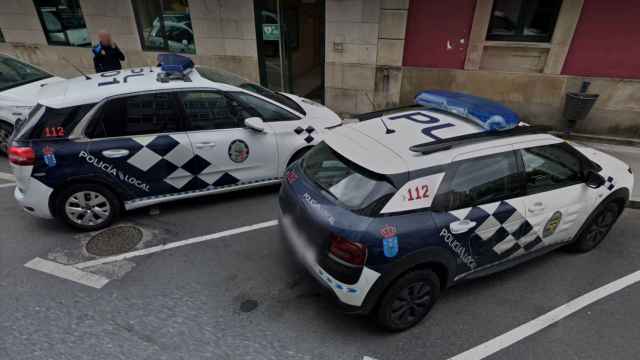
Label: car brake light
xmin=8 ymin=146 xmax=35 ymax=166
xmin=329 ymin=233 xmax=367 ymax=266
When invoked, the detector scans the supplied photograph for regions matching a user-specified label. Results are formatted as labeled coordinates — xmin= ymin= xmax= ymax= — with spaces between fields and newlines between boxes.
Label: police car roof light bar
xmin=157 ymin=53 xmax=194 ymax=83
xmin=415 ymin=90 xmax=520 ymax=132
xmin=409 ymin=125 xmax=551 ymax=155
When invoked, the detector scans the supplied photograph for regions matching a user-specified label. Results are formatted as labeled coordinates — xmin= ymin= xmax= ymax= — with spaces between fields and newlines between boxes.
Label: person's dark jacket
xmin=92 ymin=43 xmax=125 ymax=73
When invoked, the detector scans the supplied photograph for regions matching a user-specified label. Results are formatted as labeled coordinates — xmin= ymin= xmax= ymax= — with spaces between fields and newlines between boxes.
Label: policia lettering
xmin=79 ymin=151 xmax=150 ymax=192
xmin=388 ymin=111 xmax=455 ymax=141
xmin=440 ymin=228 xmax=477 ymax=270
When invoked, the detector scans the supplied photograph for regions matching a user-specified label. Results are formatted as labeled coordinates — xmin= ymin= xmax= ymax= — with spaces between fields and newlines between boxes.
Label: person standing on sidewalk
xmin=92 ymin=30 xmax=125 ymax=73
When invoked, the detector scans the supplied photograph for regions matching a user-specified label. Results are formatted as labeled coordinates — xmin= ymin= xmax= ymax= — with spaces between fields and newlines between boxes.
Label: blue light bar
xmin=157 ymin=53 xmax=194 ymax=73
xmin=415 ymin=90 xmax=520 ymax=131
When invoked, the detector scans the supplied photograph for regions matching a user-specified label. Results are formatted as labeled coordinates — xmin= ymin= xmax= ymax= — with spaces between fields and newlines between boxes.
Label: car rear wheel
xmin=55 ymin=183 xmax=121 ymax=231
xmin=375 ymin=269 xmax=440 ymax=332
xmin=569 ymin=202 xmax=621 ymax=253
xmin=0 ymin=121 xmax=13 ymax=155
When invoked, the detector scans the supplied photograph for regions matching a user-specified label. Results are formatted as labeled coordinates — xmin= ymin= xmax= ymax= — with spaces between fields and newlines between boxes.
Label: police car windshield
xmin=196 ymin=66 xmax=306 ymax=115
xmin=0 ymin=56 xmax=52 ymax=92
xmin=303 ymin=142 xmax=397 ymax=211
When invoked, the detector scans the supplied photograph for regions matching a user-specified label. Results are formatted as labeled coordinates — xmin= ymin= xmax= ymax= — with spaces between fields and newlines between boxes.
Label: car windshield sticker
xmin=387 ymin=111 xmax=456 ymax=141
xmin=228 ymin=140 xmax=250 ymax=163
xmin=380 ymin=225 xmax=399 ymax=258
xmin=543 ymin=211 xmax=562 ymax=238
xmin=605 ymin=176 xmax=615 ymax=191
xmin=43 ymin=146 xmax=56 ymax=168
xmin=380 ymin=173 xmax=445 ymax=214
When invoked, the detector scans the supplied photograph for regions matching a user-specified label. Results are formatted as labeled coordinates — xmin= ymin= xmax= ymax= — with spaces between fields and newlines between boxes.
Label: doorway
xmin=254 ymin=0 xmax=325 ymax=103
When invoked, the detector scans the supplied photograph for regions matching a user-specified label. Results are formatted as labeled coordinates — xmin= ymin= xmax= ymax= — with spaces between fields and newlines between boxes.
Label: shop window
xmin=486 ymin=0 xmax=562 ymax=42
xmin=33 ymin=0 xmax=90 ymax=47
xmin=132 ymin=0 xmax=195 ymax=54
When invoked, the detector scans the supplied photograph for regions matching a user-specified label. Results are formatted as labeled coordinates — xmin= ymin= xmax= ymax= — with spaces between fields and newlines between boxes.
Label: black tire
xmin=567 ymin=202 xmax=621 ymax=253
xmin=0 ymin=121 xmax=13 ymax=156
xmin=375 ymin=269 xmax=440 ymax=332
xmin=55 ymin=183 xmax=121 ymax=231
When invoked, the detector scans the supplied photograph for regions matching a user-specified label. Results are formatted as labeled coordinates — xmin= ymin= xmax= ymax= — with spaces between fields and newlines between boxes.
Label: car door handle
xmin=528 ymin=202 xmax=545 ymax=213
xmin=101 ymin=149 xmax=130 ymax=158
xmin=450 ymin=220 xmax=477 ymax=234
xmin=195 ymin=142 xmax=216 ymax=149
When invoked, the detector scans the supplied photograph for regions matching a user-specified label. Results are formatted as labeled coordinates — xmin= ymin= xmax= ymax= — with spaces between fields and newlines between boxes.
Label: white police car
xmin=279 ymin=91 xmax=634 ymax=331
xmin=9 ymin=54 xmax=341 ymax=230
xmin=0 ymin=54 xmax=64 ymax=154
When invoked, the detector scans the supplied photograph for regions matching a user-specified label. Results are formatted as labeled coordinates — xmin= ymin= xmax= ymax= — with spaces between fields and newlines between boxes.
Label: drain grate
xmin=86 ymin=225 xmax=143 ymax=257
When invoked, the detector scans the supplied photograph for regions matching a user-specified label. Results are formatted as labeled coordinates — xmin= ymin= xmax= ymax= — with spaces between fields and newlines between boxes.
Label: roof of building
xmin=324 ymin=107 xmax=562 ymax=175
xmin=36 ymin=66 xmax=238 ymax=108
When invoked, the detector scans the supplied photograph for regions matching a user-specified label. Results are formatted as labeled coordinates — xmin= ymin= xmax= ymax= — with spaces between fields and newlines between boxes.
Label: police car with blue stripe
xmin=9 ymin=54 xmax=341 ymax=230
xmin=279 ymin=90 xmax=634 ymax=331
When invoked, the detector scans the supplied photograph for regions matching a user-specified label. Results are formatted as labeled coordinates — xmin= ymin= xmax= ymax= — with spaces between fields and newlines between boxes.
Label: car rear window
xmin=28 ymin=103 xmax=95 ymax=140
xmin=302 ymin=142 xmax=397 ymax=211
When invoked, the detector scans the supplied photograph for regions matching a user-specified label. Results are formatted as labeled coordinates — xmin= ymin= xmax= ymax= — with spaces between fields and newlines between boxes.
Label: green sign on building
xmin=262 ymin=24 xmax=280 ymax=41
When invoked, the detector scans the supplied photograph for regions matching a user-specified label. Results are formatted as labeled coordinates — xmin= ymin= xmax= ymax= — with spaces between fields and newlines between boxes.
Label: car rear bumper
xmin=14 ymin=176 xmax=54 ymax=219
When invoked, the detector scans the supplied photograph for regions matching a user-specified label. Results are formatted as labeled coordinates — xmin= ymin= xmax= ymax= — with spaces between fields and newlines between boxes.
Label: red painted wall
xmin=403 ymin=0 xmax=476 ymax=69
xmin=562 ymin=0 xmax=640 ymax=79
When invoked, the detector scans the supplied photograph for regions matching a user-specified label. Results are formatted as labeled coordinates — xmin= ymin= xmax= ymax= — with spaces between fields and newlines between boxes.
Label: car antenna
xmin=365 ymin=92 xmax=395 ymax=134
xmin=61 ymin=57 xmax=92 ymax=80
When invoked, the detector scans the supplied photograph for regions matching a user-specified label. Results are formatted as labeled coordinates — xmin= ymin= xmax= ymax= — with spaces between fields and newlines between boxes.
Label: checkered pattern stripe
xmin=450 ymin=200 xmax=543 ymax=258
xmin=294 ymin=126 xmax=316 ymax=144
xmin=126 ymin=134 xmax=240 ymax=191
xmin=605 ymin=176 xmax=615 ymax=191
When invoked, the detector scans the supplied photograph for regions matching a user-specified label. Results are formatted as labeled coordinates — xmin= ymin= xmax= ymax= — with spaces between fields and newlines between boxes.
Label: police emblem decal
xmin=543 ymin=211 xmax=562 ymax=238
xmin=228 ymin=140 xmax=250 ymax=163
xmin=380 ymin=225 xmax=399 ymax=258
xmin=43 ymin=146 xmax=57 ymax=168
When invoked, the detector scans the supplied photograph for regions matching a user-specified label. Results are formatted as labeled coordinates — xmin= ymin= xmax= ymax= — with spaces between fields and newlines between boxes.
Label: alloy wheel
xmin=65 ymin=191 xmax=111 ymax=226
xmin=584 ymin=205 xmax=618 ymax=247
xmin=390 ymin=281 xmax=432 ymax=325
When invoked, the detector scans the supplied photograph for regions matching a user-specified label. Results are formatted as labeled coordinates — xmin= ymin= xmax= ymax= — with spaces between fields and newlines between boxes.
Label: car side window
xmin=437 ymin=151 xmax=521 ymax=211
xmin=88 ymin=92 xmax=180 ymax=138
xmin=231 ymin=92 xmax=300 ymax=122
xmin=179 ymin=91 xmax=248 ymax=131
xmin=521 ymin=143 xmax=584 ymax=194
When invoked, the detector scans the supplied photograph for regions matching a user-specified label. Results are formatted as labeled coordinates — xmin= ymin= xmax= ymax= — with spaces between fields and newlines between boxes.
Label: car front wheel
xmin=0 ymin=121 xmax=13 ymax=155
xmin=569 ymin=202 xmax=621 ymax=253
xmin=55 ymin=183 xmax=121 ymax=231
xmin=375 ymin=269 xmax=440 ymax=332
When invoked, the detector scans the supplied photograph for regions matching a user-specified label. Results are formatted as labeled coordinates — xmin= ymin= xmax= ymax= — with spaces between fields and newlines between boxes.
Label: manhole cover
xmin=86 ymin=225 xmax=143 ymax=257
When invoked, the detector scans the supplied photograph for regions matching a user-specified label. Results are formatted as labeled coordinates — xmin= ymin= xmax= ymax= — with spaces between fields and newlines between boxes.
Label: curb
xmin=628 ymin=200 xmax=640 ymax=209
xmin=551 ymin=131 xmax=640 ymax=148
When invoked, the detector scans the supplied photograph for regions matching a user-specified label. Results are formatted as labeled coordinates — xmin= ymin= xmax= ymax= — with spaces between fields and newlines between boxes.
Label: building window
xmin=33 ymin=0 xmax=90 ymax=47
xmin=486 ymin=0 xmax=562 ymax=42
xmin=132 ymin=0 xmax=195 ymax=54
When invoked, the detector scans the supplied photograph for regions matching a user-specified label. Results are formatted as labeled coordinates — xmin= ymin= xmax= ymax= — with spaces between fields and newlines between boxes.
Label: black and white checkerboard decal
xmin=126 ymin=135 xmax=240 ymax=191
xmin=449 ymin=200 xmax=543 ymax=260
xmin=294 ymin=126 xmax=316 ymax=144
xmin=605 ymin=176 xmax=615 ymax=191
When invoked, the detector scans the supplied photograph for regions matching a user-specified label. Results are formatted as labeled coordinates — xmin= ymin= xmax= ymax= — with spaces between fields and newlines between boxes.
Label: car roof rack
xmin=409 ymin=125 xmax=552 ymax=155
xmin=156 ymin=53 xmax=194 ymax=83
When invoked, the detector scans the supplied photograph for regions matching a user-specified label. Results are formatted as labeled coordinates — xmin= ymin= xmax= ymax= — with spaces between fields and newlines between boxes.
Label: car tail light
xmin=329 ymin=233 xmax=367 ymax=267
xmin=8 ymin=146 xmax=35 ymax=166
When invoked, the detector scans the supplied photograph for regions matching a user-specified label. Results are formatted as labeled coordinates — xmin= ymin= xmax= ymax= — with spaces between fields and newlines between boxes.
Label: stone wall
xmin=0 ymin=0 xmax=259 ymax=81
xmin=399 ymin=67 xmax=640 ymax=138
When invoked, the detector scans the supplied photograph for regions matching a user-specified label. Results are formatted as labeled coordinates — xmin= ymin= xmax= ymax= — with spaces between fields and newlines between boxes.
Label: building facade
xmin=0 ymin=0 xmax=638 ymax=138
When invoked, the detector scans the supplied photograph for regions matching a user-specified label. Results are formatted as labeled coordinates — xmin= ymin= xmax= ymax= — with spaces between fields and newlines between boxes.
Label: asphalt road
xmin=2 ymin=155 xmax=640 ymax=360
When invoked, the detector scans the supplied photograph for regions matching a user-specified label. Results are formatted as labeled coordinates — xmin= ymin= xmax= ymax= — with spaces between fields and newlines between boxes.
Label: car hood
xmin=283 ymin=93 xmax=342 ymax=128
xmin=0 ymin=76 xmax=65 ymax=106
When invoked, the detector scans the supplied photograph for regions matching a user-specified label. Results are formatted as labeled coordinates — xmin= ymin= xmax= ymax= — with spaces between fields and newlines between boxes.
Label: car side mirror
xmin=585 ymin=170 xmax=605 ymax=189
xmin=244 ymin=117 xmax=265 ymax=132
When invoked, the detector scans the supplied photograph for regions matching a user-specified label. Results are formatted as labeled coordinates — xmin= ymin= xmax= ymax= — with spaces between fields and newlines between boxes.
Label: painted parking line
xmin=0 ymin=171 xmax=15 ymax=181
xmin=448 ymin=269 xmax=640 ymax=360
xmin=24 ymin=257 xmax=110 ymax=289
xmin=24 ymin=219 xmax=279 ymax=288
xmin=0 ymin=182 xmax=15 ymax=188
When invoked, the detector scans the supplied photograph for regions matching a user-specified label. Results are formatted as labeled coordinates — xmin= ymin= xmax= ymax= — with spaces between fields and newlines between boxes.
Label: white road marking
xmin=448 ymin=269 xmax=640 ymax=360
xmin=0 ymin=182 xmax=15 ymax=188
xmin=0 ymin=171 xmax=15 ymax=181
xmin=74 ymin=219 xmax=279 ymax=269
xmin=24 ymin=257 xmax=110 ymax=289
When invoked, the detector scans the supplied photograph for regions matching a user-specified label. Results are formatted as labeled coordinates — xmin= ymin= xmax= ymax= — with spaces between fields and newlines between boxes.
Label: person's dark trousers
xmin=92 ymin=43 xmax=125 ymax=73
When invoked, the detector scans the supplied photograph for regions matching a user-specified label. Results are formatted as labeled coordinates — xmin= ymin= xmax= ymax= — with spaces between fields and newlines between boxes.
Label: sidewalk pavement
xmin=575 ymin=140 xmax=640 ymax=206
